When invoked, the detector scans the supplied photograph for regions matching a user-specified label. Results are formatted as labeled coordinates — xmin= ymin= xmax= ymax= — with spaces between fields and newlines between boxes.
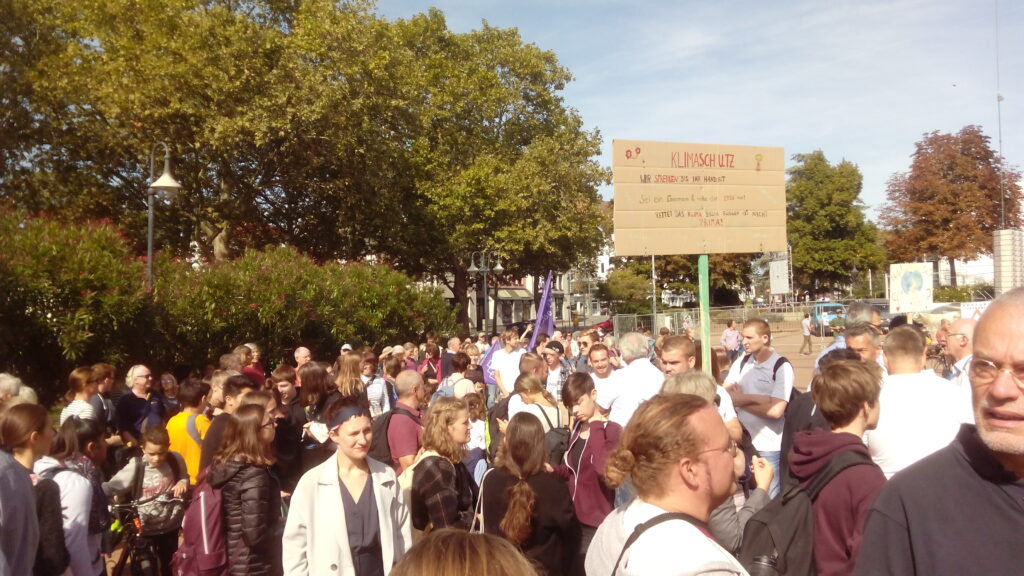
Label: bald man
xmin=946 ymin=317 xmax=977 ymax=423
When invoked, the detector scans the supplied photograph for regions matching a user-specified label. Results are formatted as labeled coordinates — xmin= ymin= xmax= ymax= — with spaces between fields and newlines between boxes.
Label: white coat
xmin=282 ymin=454 xmax=412 ymax=576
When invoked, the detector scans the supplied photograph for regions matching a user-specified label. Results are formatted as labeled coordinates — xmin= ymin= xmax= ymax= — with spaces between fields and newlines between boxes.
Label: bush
xmin=153 ymin=247 xmax=455 ymax=368
xmin=0 ymin=212 xmax=455 ymax=405
xmin=0 ymin=211 xmax=148 ymax=405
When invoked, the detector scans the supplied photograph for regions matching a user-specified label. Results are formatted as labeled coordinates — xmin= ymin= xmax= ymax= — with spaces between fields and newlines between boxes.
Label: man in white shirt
xmin=597 ymin=332 xmax=664 ymax=428
xmin=725 ymin=319 xmax=794 ymax=497
xmin=946 ymin=318 xmax=976 ymax=423
xmin=491 ymin=329 xmax=525 ymax=398
xmin=661 ymin=335 xmax=741 ymax=443
xmin=586 ymin=395 xmax=747 ymax=576
xmin=865 ymin=325 xmax=962 ymax=478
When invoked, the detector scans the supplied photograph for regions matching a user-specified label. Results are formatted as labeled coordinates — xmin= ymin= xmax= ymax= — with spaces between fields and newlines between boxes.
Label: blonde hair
xmin=661 ymin=371 xmax=718 ymax=402
xmin=391 ymin=529 xmax=539 ymax=576
xmin=335 ymin=353 xmax=366 ymax=398
xmin=513 ymin=373 xmax=557 ymax=407
xmin=421 ymin=397 xmax=467 ymax=462
xmin=605 ymin=394 xmax=709 ymax=499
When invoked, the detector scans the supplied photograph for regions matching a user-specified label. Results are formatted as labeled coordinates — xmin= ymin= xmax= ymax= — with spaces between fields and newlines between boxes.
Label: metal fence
xmin=613 ymin=304 xmax=815 ymax=337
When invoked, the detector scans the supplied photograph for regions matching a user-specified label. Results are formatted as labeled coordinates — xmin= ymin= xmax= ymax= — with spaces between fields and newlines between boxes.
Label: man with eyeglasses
xmin=813 ymin=301 xmax=882 ymax=375
xmin=855 ymin=288 xmax=1024 ymax=576
xmin=116 ymin=364 xmax=166 ymax=448
xmin=946 ymin=318 xmax=977 ymax=423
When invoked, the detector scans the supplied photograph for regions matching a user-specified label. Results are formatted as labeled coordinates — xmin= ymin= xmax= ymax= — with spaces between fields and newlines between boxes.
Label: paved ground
xmin=714 ymin=328 xmax=835 ymax=392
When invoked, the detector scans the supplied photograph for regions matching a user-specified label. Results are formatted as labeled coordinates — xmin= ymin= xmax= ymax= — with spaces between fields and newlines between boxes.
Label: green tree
xmin=786 ymin=151 xmax=885 ymax=294
xmin=1 ymin=2 xmax=609 ymax=334
xmin=597 ymin=268 xmax=652 ymax=314
xmin=609 ymin=254 xmax=753 ymax=307
xmin=880 ymin=125 xmax=1023 ymax=287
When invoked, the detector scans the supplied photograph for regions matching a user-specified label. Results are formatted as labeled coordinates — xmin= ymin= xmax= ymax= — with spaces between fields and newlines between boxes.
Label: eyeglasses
xmin=969 ymin=358 xmax=1024 ymax=387
xmin=948 ymin=333 xmax=969 ymax=340
xmin=136 ymin=373 xmax=153 ymax=379
xmin=699 ymin=440 xmax=738 ymax=457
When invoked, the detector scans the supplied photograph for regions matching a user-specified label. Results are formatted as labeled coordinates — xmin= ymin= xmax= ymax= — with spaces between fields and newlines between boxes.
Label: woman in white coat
xmin=283 ymin=396 xmax=412 ymax=576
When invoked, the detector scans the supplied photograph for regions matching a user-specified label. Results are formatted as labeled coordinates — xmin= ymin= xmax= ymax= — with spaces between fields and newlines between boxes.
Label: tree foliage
xmin=596 ymin=268 xmax=652 ymax=314
xmin=786 ymin=151 xmax=885 ymax=294
xmin=880 ymin=125 xmax=1022 ymax=286
xmin=0 ymin=1 xmax=609 ymax=331
xmin=0 ymin=211 xmax=454 ymax=405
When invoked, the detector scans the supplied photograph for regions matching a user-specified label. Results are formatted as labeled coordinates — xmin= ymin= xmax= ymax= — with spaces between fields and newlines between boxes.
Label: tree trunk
xmin=948 ymin=258 xmax=958 ymax=288
xmin=453 ymin=266 xmax=471 ymax=337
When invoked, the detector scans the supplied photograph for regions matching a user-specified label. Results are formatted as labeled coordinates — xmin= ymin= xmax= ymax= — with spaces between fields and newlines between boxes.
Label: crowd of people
xmin=1 ymin=288 xmax=1023 ymax=576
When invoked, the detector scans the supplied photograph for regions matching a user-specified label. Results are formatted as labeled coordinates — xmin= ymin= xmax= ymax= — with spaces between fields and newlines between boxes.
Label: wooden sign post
xmin=612 ymin=140 xmax=787 ymax=370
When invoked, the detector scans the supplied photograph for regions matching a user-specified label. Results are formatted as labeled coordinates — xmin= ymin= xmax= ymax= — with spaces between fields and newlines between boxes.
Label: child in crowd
xmin=462 ymin=392 xmax=488 ymax=485
xmin=166 ymin=378 xmax=211 ymax=484
xmin=104 ymin=426 xmax=188 ymax=576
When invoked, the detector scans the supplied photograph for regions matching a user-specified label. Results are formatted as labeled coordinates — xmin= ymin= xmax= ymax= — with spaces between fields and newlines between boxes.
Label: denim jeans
xmin=758 ymin=450 xmax=782 ymax=498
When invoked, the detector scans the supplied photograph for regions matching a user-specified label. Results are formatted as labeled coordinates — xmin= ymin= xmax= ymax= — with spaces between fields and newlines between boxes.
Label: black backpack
xmin=535 ymin=407 xmax=570 ymax=467
xmin=487 ymin=393 xmax=518 ymax=460
xmin=368 ymin=407 xmax=420 ymax=468
xmin=739 ymin=353 xmax=800 ymax=403
xmin=739 ymin=450 xmax=875 ymax=576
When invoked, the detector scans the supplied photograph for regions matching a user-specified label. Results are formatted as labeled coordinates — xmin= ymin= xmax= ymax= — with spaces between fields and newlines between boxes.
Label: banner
xmin=889 ymin=263 xmax=933 ymax=313
xmin=528 ymin=271 xmax=555 ymax=351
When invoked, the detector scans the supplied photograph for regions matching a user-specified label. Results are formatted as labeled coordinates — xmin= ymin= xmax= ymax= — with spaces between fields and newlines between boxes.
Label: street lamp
xmin=467 ymin=251 xmax=503 ymax=335
xmin=146 ymin=142 xmax=183 ymax=291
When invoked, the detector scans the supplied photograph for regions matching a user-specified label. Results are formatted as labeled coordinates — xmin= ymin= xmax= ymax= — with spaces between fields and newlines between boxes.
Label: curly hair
xmin=421 ymin=397 xmax=467 ymax=463
xmin=604 ymin=394 xmax=709 ymax=499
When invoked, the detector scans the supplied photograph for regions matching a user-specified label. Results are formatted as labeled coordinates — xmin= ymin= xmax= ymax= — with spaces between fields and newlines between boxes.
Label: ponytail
xmin=499 ymin=478 xmax=536 ymax=546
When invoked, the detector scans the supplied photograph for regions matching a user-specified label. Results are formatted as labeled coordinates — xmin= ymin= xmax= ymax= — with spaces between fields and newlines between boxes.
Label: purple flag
xmin=528 ymin=271 xmax=555 ymax=351
xmin=480 ymin=341 xmax=498 ymax=386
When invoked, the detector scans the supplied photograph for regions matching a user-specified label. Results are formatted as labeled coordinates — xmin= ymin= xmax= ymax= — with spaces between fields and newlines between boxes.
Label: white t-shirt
xmin=586 ymin=499 xmax=747 ymax=576
xmin=522 ymin=403 xmax=562 ymax=433
xmin=724 ymin=351 xmax=794 ymax=452
xmin=468 ymin=419 xmax=487 ymax=451
xmin=950 ymin=355 xmax=975 ymax=424
xmin=59 ymin=400 xmax=97 ymax=426
xmin=715 ymin=384 xmax=738 ymax=422
xmin=801 ymin=317 xmax=811 ymax=336
xmin=492 ymin=348 xmax=525 ymax=392
xmin=864 ymin=371 xmax=963 ymax=478
xmin=598 ymin=358 xmax=664 ymax=428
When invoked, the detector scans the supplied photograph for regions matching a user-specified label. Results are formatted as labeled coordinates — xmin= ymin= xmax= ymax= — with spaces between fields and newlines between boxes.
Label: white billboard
xmin=889 ymin=263 xmax=934 ymax=313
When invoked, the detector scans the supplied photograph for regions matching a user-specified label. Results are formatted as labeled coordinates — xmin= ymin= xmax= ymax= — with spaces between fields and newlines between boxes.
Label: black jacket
xmin=208 ymin=460 xmax=282 ymax=576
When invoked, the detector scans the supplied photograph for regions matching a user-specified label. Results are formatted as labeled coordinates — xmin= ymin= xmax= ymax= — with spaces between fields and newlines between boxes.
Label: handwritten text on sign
xmin=612 ymin=140 xmax=787 ymax=256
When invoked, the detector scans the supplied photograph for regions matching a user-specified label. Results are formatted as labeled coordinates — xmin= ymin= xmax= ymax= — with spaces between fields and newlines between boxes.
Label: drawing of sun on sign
xmin=612 ymin=140 xmax=787 ymax=256
xmin=889 ymin=263 xmax=933 ymax=313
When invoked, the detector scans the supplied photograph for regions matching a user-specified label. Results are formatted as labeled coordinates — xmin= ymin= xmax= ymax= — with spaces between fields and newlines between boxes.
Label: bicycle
xmin=109 ymin=494 xmax=184 ymax=576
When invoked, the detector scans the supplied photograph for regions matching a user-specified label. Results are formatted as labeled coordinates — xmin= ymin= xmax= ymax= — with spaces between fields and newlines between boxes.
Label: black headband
xmin=328 ymin=405 xmax=371 ymax=431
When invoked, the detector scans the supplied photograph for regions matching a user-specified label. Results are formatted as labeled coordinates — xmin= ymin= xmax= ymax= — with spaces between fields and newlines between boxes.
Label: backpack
xmin=739 ymin=353 xmax=801 ymax=403
xmin=368 ymin=407 xmax=421 ymax=468
xmin=738 ymin=450 xmax=876 ymax=576
xmin=171 ymin=471 xmax=232 ymax=576
xmin=486 ymin=393 xmax=517 ymax=460
xmin=535 ymin=406 xmax=570 ymax=467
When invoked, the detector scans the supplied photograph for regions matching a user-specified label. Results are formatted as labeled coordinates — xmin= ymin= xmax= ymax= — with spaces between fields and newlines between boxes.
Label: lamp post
xmin=467 ymin=251 xmax=503 ymax=335
xmin=146 ymin=142 xmax=183 ymax=291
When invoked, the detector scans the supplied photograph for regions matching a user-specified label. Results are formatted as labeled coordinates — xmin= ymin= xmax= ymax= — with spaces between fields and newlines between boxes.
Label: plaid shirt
xmin=410 ymin=456 xmax=478 ymax=531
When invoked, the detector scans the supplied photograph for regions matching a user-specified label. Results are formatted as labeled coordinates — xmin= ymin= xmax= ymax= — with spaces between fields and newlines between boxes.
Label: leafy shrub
xmin=0 ymin=212 xmax=455 ymax=405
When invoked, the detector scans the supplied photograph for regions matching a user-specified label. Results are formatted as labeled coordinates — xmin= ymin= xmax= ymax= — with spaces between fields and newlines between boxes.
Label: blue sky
xmin=378 ymin=0 xmax=1023 ymax=218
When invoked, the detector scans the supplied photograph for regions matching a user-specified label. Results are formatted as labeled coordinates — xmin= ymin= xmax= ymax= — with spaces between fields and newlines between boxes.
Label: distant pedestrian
xmin=721 ymin=319 xmax=742 ymax=364
xmin=800 ymin=312 xmax=813 ymax=355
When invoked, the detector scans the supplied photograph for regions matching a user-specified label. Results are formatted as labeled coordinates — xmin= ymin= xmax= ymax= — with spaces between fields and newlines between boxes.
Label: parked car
xmin=808 ymin=302 xmax=847 ymax=337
